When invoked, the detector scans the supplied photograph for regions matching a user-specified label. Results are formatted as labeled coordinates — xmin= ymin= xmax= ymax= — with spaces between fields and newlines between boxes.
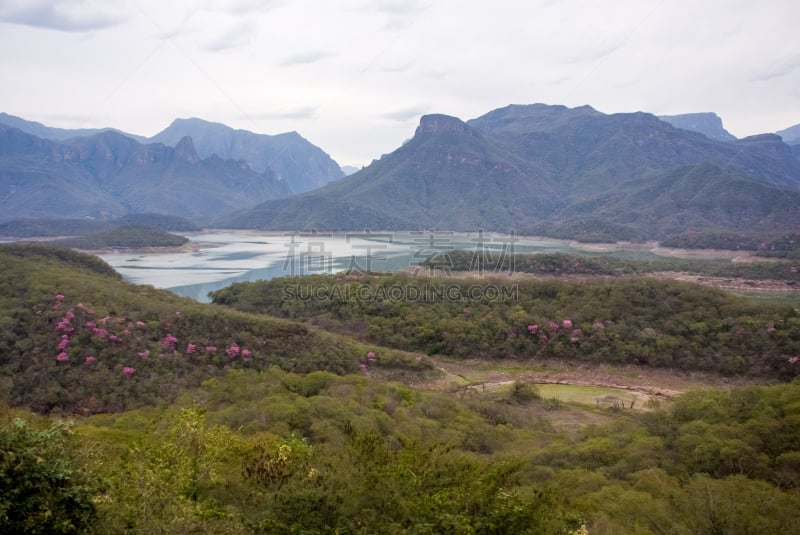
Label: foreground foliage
xmin=0 ymin=416 xmax=99 ymax=534
xmin=5 ymin=371 xmax=800 ymax=534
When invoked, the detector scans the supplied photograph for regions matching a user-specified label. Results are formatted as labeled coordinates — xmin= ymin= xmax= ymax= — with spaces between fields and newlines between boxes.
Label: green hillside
xmin=2 ymin=244 xmax=800 ymax=533
xmin=211 ymin=272 xmax=800 ymax=379
xmin=49 ymin=225 xmax=189 ymax=249
xmin=0 ymin=244 xmax=428 ymax=413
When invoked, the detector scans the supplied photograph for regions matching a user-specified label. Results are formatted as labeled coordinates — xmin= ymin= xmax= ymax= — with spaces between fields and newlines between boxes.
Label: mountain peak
xmin=658 ymin=112 xmax=736 ymax=142
xmin=175 ymin=136 xmax=200 ymax=164
xmin=415 ymin=114 xmax=471 ymax=135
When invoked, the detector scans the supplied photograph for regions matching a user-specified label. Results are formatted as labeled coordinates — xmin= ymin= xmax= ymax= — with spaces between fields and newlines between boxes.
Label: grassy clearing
xmin=535 ymin=383 xmax=643 ymax=409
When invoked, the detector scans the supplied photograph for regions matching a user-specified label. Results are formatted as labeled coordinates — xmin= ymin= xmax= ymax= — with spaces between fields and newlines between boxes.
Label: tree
xmin=0 ymin=417 xmax=99 ymax=534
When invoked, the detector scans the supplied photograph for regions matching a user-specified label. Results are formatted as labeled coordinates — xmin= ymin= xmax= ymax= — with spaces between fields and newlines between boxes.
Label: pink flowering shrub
xmin=527 ymin=324 xmax=539 ymax=334
xmin=56 ymin=352 xmax=69 ymax=362
xmin=226 ymin=343 xmax=240 ymax=358
xmin=84 ymin=355 xmax=96 ymax=364
xmin=562 ymin=319 xmax=573 ymax=329
xmin=186 ymin=343 xmax=197 ymax=355
xmin=162 ymin=333 xmax=178 ymax=350
xmin=122 ymin=366 xmax=136 ymax=377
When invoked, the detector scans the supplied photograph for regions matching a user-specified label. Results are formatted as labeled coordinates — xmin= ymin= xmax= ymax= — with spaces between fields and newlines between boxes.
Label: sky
xmin=1 ymin=0 xmax=799 ymax=168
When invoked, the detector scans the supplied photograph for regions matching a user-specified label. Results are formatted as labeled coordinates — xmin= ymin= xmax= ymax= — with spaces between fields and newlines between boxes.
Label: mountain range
xmin=220 ymin=104 xmax=800 ymax=241
xmin=0 ymin=113 xmax=343 ymax=196
xmin=0 ymin=124 xmax=290 ymax=223
xmin=3 ymin=106 xmax=800 ymax=241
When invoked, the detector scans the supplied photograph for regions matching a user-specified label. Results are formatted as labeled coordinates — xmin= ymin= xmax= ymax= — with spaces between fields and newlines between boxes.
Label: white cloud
xmin=0 ymin=0 xmax=124 ymax=32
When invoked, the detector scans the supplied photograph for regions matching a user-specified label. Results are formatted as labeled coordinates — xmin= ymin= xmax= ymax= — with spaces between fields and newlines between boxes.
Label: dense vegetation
xmin=660 ymin=230 xmax=800 ymax=258
xmin=49 ymin=225 xmax=189 ymax=249
xmin=211 ymin=272 xmax=800 ymax=378
xmin=3 ymin=371 xmax=800 ymax=533
xmin=0 ymin=244 xmax=429 ymax=413
xmin=3 ymin=244 xmax=800 ymax=533
xmin=431 ymin=250 xmax=800 ymax=281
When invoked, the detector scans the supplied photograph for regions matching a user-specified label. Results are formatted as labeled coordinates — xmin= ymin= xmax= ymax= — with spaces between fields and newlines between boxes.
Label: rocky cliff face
xmin=415 ymin=114 xmax=473 ymax=135
xmin=658 ymin=112 xmax=737 ymax=142
xmin=149 ymin=118 xmax=344 ymax=194
xmin=175 ymin=136 xmax=200 ymax=164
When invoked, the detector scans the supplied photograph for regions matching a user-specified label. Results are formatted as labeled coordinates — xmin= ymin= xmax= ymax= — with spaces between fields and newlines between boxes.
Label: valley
xmin=2 ymin=103 xmax=800 ymax=533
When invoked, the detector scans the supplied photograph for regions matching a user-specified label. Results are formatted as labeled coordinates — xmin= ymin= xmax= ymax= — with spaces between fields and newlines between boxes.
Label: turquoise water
xmin=97 ymin=231 xmax=710 ymax=302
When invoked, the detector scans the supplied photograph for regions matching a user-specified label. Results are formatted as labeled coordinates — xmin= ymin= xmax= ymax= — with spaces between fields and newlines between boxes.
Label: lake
xmin=97 ymin=230 xmax=703 ymax=302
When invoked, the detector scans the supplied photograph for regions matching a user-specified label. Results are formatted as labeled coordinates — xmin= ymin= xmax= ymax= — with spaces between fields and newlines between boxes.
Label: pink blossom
xmin=56 ymin=352 xmax=69 ymax=362
xmin=539 ymin=335 xmax=549 ymax=343
xmin=366 ymin=351 xmax=376 ymax=361
xmin=205 ymin=346 xmax=217 ymax=353
xmin=789 ymin=356 xmax=800 ymax=364
xmin=241 ymin=348 xmax=251 ymax=358
xmin=84 ymin=355 xmax=96 ymax=364
xmin=175 ymin=311 xmax=182 ymax=317
xmin=548 ymin=322 xmax=559 ymax=331
xmin=186 ymin=343 xmax=197 ymax=354
xmin=122 ymin=366 xmax=136 ymax=377
xmin=135 ymin=321 xmax=145 ymax=327
xmin=109 ymin=335 xmax=122 ymax=343
xmin=137 ymin=350 xmax=150 ymax=358
xmin=527 ymin=324 xmax=539 ymax=335
xmin=359 ymin=363 xmax=368 ymax=372
xmin=226 ymin=343 xmax=240 ymax=358
xmin=93 ymin=328 xmax=108 ymax=339
xmin=58 ymin=335 xmax=70 ymax=350
xmin=98 ymin=316 xmax=110 ymax=324
xmin=162 ymin=333 xmax=178 ymax=349
xmin=85 ymin=321 xmax=97 ymax=329
xmin=570 ymin=329 xmax=583 ymax=343
xmin=562 ymin=319 xmax=573 ymax=329
xmin=55 ymin=294 xmax=65 ymax=301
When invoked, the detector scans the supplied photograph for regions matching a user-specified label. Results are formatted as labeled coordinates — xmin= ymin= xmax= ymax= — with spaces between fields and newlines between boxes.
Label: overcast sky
xmin=1 ymin=0 xmax=799 ymax=167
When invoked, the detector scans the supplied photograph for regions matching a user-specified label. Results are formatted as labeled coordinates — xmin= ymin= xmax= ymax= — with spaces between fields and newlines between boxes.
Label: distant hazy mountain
xmin=341 ymin=165 xmax=361 ymax=175
xmin=220 ymin=104 xmax=800 ymax=241
xmin=149 ymin=118 xmax=344 ymax=194
xmin=657 ymin=112 xmax=737 ymax=142
xmin=776 ymin=123 xmax=800 ymax=145
xmin=0 ymin=125 xmax=290 ymax=223
xmin=0 ymin=112 xmax=146 ymax=142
